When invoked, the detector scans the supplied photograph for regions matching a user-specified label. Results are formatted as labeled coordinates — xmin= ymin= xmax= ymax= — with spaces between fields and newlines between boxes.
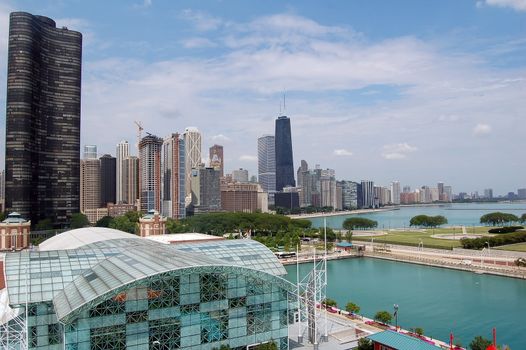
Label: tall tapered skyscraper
xmin=100 ymin=154 xmax=116 ymax=207
xmin=116 ymin=140 xmax=130 ymax=203
xmin=183 ymin=127 xmax=202 ymax=199
xmin=275 ymin=116 xmax=295 ymax=191
xmin=5 ymin=12 xmax=82 ymax=227
xmin=162 ymin=133 xmax=186 ymax=219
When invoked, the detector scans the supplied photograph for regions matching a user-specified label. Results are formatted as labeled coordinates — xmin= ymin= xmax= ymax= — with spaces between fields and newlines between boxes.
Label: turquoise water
xmin=285 ymin=258 xmax=526 ymax=348
xmin=307 ymin=203 xmax=526 ymax=229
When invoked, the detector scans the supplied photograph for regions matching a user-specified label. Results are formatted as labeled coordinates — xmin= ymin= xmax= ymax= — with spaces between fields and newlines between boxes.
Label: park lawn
xmin=352 ymin=230 xmax=463 ymax=249
xmin=494 ymin=243 xmax=526 ymax=252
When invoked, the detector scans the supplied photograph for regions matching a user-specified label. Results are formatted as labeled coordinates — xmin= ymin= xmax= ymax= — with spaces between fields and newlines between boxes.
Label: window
xmin=90 ymin=325 xmax=126 ymax=350
xmin=126 ymin=310 xmax=148 ymax=323
xmin=48 ymin=323 xmax=61 ymax=345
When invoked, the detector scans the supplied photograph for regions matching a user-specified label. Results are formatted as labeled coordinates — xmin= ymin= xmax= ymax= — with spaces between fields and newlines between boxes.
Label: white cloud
xmin=239 ymin=155 xmax=257 ymax=162
xmin=381 ymin=143 xmax=418 ymax=160
xmin=211 ymin=134 xmax=231 ymax=142
xmin=333 ymin=149 xmax=353 ymax=156
xmin=482 ymin=0 xmax=526 ymax=11
xmin=473 ymin=123 xmax=492 ymax=136
xmin=133 ymin=0 xmax=152 ymax=9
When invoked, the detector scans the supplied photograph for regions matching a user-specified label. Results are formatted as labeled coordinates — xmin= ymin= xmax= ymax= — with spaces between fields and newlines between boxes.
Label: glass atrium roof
xmin=4 ymin=233 xmax=289 ymax=314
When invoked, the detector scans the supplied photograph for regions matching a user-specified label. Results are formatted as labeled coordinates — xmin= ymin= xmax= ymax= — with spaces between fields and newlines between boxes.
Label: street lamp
xmin=393 ymin=304 xmax=399 ymax=330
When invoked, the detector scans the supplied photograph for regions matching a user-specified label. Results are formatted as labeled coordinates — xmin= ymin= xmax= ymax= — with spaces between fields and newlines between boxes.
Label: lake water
xmin=284 ymin=258 xmax=526 ymax=348
xmin=307 ymin=202 xmax=526 ymax=229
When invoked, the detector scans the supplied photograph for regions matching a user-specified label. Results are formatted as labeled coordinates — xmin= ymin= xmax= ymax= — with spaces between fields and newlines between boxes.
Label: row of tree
xmin=480 ymin=212 xmax=526 ymax=226
xmin=409 ymin=215 xmax=448 ymax=228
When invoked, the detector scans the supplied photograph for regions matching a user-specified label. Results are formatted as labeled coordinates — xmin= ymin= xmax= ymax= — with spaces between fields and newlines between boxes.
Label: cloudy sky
xmin=0 ymin=0 xmax=524 ymax=195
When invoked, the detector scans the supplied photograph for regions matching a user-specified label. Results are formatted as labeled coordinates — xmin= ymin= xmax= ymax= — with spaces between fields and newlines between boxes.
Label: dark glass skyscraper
xmin=100 ymin=154 xmax=116 ymax=207
xmin=4 ymin=12 xmax=82 ymax=227
xmin=275 ymin=116 xmax=295 ymax=191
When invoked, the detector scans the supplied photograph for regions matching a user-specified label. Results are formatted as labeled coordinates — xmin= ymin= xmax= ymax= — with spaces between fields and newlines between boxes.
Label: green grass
xmin=494 ymin=243 xmax=526 ymax=252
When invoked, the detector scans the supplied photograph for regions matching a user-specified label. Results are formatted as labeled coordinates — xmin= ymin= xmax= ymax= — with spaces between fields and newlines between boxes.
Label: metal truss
xmin=0 ymin=307 xmax=27 ymax=350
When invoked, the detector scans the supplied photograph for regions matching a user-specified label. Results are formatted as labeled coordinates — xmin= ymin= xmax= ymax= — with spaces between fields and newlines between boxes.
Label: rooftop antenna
xmin=283 ymin=90 xmax=286 ymax=114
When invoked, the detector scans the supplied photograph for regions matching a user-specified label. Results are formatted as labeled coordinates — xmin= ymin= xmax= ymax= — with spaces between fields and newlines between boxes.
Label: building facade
xmin=390 ymin=181 xmax=400 ymax=205
xmin=209 ymin=144 xmax=224 ymax=177
xmin=99 ymin=154 xmax=116 ymax=207
xmin=341 ymin=181 xmax=358 ymax=210
xmin=139 ymin=210 xmax=167 ymax=237
xmin=232 ymin=168 xmax=249 ymax=183
xmin=257 ymin=135 xmax=276 ymax=193
xmin=221 ymin=182 xmax=265 ymax=213
xmin=5 ymin=12 xmax=82 ymax=227
xmin=191 ymin=167 xmax=221 ymax=214
xmin=84 ymin=145 xmax=97 ymax=160
xmin=116 ymin=141 xmax=130 ymax=203
xmin=162 ymin=133 xmax=186 ymax=220
xmin=183 ymin=127 xmax=202 ymax=199
xmin=0 ymin=212 xmax=31 ymax=251
xmin=123 ymin=156 xmax=139 ymax=207
xmin=139 ymin=135 xmax=163 ymax=213
xmin=360 ymin=180 xmax=374 ymax=208
xmin=80 ymin=159 xmax=101 ymax=213
xmin=275 ymin=116 xmax=295 ymax=191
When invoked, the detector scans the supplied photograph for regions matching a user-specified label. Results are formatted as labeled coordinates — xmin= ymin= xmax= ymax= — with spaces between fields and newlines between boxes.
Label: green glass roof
xmin=367 ymin=330 xmax=442 ymax=350
xmin=4 ymin=236 xmax=289 ymax=310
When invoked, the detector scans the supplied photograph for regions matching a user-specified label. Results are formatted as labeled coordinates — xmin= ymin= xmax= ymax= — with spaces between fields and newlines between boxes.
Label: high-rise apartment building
xmin=438 ymin=182 xmax=445 ymax=200
xmin=139 ymin=135 xmax=163 ymax=212
xmin=517 ymin=188 xmax=526 ymax=200
xmin=360 ymin=180 xmax=374 ymax=208
xmin=80 ymin=159 xmax=100 ymax=213
xmin=184 ymin=127 xmax=202 ymax=199
xmin=209 ymin=144 xmax=224 ymax=177
xmin=116 ymin=140 xmax=130 ymax=203
xmin=484 ymin=188 xmax=493 ymax=199
xmin=190 ymin=167 xmax=221 ymax=214
xmin=5 ymin=12 xmax=82 ymax=227
xmin=100 ymin=154 xmax=116 ymax=207
xmin=320 ymin=169 xmax=336 ymax=208
xmin=341 ymin=181 xmax=358 ymax=209
xmin=84 ymin=145 xmax=97 ymax=160
xmin=257 ymin=135 xmax=276 ymax=193
xmin=390 ymin=181 xmax=401 ymax=205
xmin=275 ymin=116 xmax=295 ymax=191
xmin=123 ymin=156 xmax=139 ymax=207
xmin=221 ymin=182 xmax=266 ymax=213
xmin=444 ymin=186 xmax=453 ymax=202
xmin=232 ymin=168 xmax=249 ymax=183
xmin=162 ymin=134 xmax=186 ymax=220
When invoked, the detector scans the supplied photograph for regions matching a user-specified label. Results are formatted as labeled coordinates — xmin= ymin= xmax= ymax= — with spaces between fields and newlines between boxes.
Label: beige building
xmin=108 ymin=203 xmax=137 ymax=217
xmin=221 ymin=182 xmax=268 ymax=213
xmin=80 ymin=159 xmax=100 ymax=213
xmin=123 ymin=156 xmax=139 ymax=206
xmin=0 ymin=212 xmax=31 ymax=251
xmin=139 ymin=210 xmax=167 ymax=237
xmin=83 ymin=208 xmax=109 ymax=224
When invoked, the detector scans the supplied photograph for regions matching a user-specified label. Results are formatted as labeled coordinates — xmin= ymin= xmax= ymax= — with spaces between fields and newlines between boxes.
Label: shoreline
xmin=288 ymin=207 xmax=397 ymax=219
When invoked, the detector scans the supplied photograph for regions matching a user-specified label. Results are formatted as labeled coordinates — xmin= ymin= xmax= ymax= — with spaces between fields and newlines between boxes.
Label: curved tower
xmin=5 ymin=12 xmax=82 ymax=227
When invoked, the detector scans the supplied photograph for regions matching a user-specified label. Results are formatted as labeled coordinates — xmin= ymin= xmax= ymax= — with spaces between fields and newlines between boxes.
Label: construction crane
xmin=134 ymin=120 xmax=143 ymax=151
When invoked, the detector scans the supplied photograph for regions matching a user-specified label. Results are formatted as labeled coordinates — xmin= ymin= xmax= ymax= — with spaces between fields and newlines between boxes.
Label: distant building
xmin=99 ymin=154 xmax=116 ymax=207
xmin=162 ymin=133 xmax=186 ymax=220
xmin=209 ymin=144 xmax=224 ymax=177
xmin=437 ymin=182 xmax=444 ymax=200
xmin=139 ymin=135 xmax=163 ymax=212
xmin=108 ymin=203 xmax=136 ymax=217
xmin=83 ymin=208 xmax=109 ymax=224
xmin=430 ymin=188 xmax=439 ymax=202
xmin=84 ymin=145 xmax=97 ymax=160
xmin=400 ymin=192 xmax=417 ymax=204
xmin=335 ymin=182 xmax=343 ymax=210
xmin=518 ymin=188 xmax=526 ymax=200
xmin=391 ymin=181 xmax=400 ymax=205
xmin=360 ymin=180 xmax=374 ymax=208
xmin=444 ymin=186 xmax=453 ymax=202
xmin=5 ymin=12 xmax=82 ymax=228
xmin=221 ymin=182 xmax=267 ymax=213
xmin=403 ymin=185 xmax=411 ymax=193
xmin=191 ymin=167 xmax=221 ymax=214
xmin=183 ymin=127 xmax=202 ymax=199
xmin=0 ymin=170 xmax=4 ymax=212
xmin=123 ymin=156 xmax=139 ymax=206
xmin=232 ymin=168 xmax=249 ymax=183
xmin=80 ymin=159 xmax=100 ymax=213
xmin=274 ymin=190 xmax=300 ymax=210
xmin=0 ymin=212 xmax=31 ymax=251
xmin=484 ymin=188 xmax=494 ymax=199
xmin=257 ymin=135 xmax=276 ymax=193
xmin=320 ymin=169 xmax=336 ymax=208
xmin=116 ymin=140 xmax=130 ymax=203
xmin=275 ymin=116 xmax=295 ymax=191
xmin=139 ymin=210 xmax=166 ymax=237
xmin=341 ymin=181 xmax=358 ymax=209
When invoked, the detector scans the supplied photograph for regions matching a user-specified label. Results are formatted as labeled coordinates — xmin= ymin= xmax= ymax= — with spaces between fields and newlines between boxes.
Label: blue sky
xmin=0 ymin=0 xmax=525 ymax=195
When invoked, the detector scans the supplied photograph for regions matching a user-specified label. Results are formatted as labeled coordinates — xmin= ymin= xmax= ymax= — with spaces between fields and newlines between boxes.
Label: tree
xmin=374 ymin=310 xmax=392 ymax=324
xmin=95 ymin=216 xmax=114 ymax=227
xmin=480 ymin=212 xmax=519 ymax=226
xmin=35 ymin=218 xmax=53 ymax=231
xmin=109 ymin=215 xmax=138 ymax=234
xmin=342 ymin=217 xmax=378 ymax=230
xmin=521 ymin=213 xmax=526 ymax=224
xmin=469 ymin=336 xmax=492 ymax=350
xmin=345 ymin=301 xmax=360 ymax=314
xmin=321 ymin=298 xmax=337 ymax=307
xmin=344 ymin=230 xmax=353 ymax=242
xmin=410 ymin=215 xmax=448 ymax=228
xmin=414 ymin=327 xmax=424 ymax=336
xmin=357 ymin=338 xmax=373 ymax=350
xmin=70 ymin=213 xmax=90 ymax=229
xmin=255 ymin=342 xmax=277 ymax=350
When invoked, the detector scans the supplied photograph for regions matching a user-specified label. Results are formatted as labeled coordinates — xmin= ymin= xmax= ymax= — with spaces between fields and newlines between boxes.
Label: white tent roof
xmin=39 ymin=227 xmax=139 ymax=251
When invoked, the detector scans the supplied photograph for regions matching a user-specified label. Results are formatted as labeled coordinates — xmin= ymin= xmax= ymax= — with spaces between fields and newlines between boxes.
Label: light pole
xmin=393 ymin=304 xmax=399 ymax=330
xmin=486 ymin=241 xmax=491 ymax=265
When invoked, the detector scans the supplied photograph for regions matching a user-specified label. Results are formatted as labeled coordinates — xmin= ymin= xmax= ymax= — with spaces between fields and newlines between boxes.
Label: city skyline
xmin=0 ymin=1 xmax=525 ymax=194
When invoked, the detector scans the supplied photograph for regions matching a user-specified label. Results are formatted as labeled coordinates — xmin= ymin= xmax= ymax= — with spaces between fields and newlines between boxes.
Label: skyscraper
xmin=123 ymin=156 xmax=139 ymax=206
xmin=257 ymin=135 xmax=276 ymax=193
xmin=162 ymin=133 xmax=186 ymax=219
xmin=184 ymin=127 xmax=202 ymax=199
xmin=100 ymin=154 xmax=116 ymax=207
xmin=116 ymin=140 xmax=130 ymax=203
xmin=232 ymin=168 xmax=249 ymax=183
xmin=360 ymin=180 xmax=374 ymax=208
xmin=190 ymin=167 xmax=221 ymax=214
xmin=275 ymin=116 xmax=295 ymax=191
xmin=80 ymin=159 xmax=100 ymax=213
xmin=5 ymin=12 xmax=82 ymax=227
xmin=209 ymin=144 xmax=224 ymax=177
xmin=84 ymin=145 xmax=97 ymax=160
xmin=139 ymin=135 xmax=163 ymax=212
xmin=390 ymin=181 xmax=401 ymax=205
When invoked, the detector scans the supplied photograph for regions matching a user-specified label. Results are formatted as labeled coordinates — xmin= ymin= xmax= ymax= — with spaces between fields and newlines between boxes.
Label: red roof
xmin=0 ymin=261 xmax=5 ymax=290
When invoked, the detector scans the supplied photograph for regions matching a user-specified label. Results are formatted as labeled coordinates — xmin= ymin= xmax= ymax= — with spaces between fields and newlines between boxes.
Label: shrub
xmin=461 ymin=231 xmax=526 ymax=249
xmin=488 ymin=226 xmax=523 ymax=234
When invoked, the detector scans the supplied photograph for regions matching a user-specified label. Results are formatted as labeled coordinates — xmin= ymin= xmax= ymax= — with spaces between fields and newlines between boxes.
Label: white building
xmin=183 ymin=127 xmax=202 ymax=199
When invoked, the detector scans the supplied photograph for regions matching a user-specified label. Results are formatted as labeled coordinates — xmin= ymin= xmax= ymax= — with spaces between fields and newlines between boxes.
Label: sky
xmin=0 ymin=0 xmax=525 ymax=195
